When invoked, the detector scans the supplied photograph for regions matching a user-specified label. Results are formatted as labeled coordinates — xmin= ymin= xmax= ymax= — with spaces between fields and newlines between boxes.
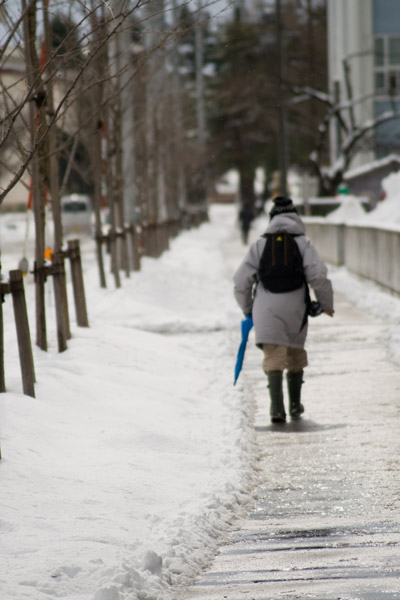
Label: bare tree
xmin=1 ymin=0 xmax=217 ymax=356
xmin=293 ymin=61 xmax=400 ymax=195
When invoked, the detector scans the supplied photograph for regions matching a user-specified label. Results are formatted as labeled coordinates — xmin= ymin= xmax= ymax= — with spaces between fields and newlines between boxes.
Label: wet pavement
xmin=180 ymin=290 xmax=400 ymax=600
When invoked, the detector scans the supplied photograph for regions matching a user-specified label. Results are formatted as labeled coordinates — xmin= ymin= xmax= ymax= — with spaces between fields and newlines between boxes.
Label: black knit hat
xmin=269 ymin=196 xmax=298 ymax=219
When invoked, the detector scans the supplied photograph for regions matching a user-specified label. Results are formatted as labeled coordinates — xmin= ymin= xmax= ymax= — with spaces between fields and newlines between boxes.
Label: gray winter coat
xmin=233 ymin=213 xmax=334 ymax=349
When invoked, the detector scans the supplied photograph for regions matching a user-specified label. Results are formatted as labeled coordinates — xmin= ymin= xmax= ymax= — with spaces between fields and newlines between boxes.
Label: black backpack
xmin=257 ymin=232 xmax=304 ymax=293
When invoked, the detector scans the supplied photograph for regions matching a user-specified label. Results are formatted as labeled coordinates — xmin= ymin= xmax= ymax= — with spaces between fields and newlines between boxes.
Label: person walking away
xmin=233 ymin=196 xmax=334 ymax=423
xmin=238 ymin=203 xmax=254 ymax=244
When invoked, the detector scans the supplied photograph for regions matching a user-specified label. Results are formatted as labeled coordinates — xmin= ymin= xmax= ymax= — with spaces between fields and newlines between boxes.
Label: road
xmin=180 ymin=224 xmax=400 ymax=600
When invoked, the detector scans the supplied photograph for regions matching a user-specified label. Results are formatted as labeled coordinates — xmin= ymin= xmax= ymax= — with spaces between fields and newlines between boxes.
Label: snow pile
xmin=359 ymin=170 xmax=400 ymax=226
xmin=0 ymin=205 xmax=257 ymax=600
xmin=382 ymin=169 xmax=400 ymax=199
xmin=330 ymin=265 xmax=400 ymax=366
xmin=325 ymin=194 xmax=366 ymax=223
xmin=321 ymin=170 xmax=400 ymax=227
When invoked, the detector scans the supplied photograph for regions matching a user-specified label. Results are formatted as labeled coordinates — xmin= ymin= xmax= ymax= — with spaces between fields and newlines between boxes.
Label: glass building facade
xmin=373 ymin=0 xmax=400 ymax=156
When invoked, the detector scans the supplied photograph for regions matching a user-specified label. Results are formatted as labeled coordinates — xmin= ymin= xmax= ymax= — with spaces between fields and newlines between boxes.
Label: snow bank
xmin=357 ymin=170 xmax=400 ymax=226
xmin=0 ymin=205 xmax=257 ymax=600
xmin=325 ymin=194 xmax=366 ymax=223
xmin=320 ymin=169 xmax=400 ymax=229
xmin=321 ymin=170 xmax=400 ymax=229
xmin=330 ymin=265 xmax=400 ymax=366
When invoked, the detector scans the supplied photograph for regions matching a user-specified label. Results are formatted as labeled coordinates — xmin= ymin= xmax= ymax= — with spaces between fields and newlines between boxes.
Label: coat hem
xmin=255 ymin=340 xmax=306 ymax=350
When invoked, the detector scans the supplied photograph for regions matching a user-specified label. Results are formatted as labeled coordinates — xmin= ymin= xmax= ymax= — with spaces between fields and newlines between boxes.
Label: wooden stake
xmin=51 ymin=252 xmax=68 ymax=352
xmin=67 ymin=240 xmax=89 ymax=327
xmin=0 ymin=281 xmax=10 ymax=393
xmin=127 ymin=222 xmax=141 ymax=272
xmin=9 ymin=270 xmax=35 ymax=398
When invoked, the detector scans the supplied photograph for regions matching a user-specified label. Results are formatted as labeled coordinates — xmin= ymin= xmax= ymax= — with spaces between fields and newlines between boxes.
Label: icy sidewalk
xmin=181 ymin=270 xmax=400 ymax=598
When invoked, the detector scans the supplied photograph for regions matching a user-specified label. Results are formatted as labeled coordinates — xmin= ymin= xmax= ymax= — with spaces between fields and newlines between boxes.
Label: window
xmin=63 ymin=201 xmax=88 ymax=213
xmin=374 ymin=38 xmax=384 ymax=66
xmin=375 ymin=71 xmax=385 ymax=91
xmin=389 ymin=37 xmax=400 ymax=65
xmin=374 ymin=35 xmax=400 ymax=94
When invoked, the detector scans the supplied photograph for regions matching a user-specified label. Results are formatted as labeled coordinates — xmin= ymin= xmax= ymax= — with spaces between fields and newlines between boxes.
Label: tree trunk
xmin=43 ymin=0 xmax=69 ymax=351
xmin=89 ymin=9 xmax=108 ymax=289
xmin=22 ymin=0 xmax=47 ymax=351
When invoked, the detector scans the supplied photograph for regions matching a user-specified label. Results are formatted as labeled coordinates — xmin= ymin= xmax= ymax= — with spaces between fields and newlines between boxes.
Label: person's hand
xmin=324 ymin=309 xmax=334 ymax=317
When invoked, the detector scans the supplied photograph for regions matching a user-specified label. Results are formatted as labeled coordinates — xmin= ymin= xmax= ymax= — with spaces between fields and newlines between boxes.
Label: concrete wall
xmin=304 ymin=220 xmax=345 ymax=266
xmin=305 ymin=219 xmax=400 ymax=294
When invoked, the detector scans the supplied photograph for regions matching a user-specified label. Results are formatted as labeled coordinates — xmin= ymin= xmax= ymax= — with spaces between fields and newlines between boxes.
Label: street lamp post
xmin=276 ymin=0 xmax=288 ymax=196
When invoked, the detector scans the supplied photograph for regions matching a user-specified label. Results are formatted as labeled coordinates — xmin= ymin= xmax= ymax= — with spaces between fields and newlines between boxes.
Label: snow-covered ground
xmin=0 ymin=205 xmax=258 ymax=600
xmin=2 ymin=179 xmax=400 ymax=600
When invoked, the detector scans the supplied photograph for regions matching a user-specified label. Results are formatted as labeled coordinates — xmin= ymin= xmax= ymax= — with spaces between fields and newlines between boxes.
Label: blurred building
xmin=0 ymin=50 xmax=31 ymax=211
xmin=328 ymin=0 xmax=400 ymax=168
xmin=0 ymin=47 xmax=80 ymax=211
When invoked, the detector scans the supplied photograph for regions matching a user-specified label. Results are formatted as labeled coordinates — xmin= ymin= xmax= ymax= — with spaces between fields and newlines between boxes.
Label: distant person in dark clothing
xmin=238 ymin=203 xmax=254 ymax=244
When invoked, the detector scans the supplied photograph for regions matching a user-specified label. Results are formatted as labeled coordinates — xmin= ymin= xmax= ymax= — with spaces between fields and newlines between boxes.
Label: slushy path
xmin=180 ymin=221 xmax=400 ymax=600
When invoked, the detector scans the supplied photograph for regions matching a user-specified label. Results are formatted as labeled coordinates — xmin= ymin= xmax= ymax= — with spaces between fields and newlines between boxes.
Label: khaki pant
xmin=262 ymin=344 xmax=308 ymax=373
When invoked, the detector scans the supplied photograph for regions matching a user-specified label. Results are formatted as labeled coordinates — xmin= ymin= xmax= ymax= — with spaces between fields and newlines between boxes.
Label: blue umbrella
xmin=234 ymin=314 xmax=254 ymax=385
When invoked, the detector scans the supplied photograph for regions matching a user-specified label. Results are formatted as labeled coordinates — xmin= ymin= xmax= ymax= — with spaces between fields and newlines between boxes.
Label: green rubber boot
xmin=287 ymin=370 xmax=305 ymax=419
xmin=267 ymin=370 xmax=286 ymax=423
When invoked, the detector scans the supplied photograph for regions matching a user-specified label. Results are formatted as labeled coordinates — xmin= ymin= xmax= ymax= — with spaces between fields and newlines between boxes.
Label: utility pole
xmin=194 ymin=0 xmax=208 ymax=215
xmin=112 ymin=0 xmax=137 ymax=226
xmin=276 ymin=0 xmax=288 ymax=196
xmin=144 ymin=0 xmax=166 ymax=248
xmin=195 ymin=1 xmax=206 ymax=151
xmin=89 ymin=9 xmax=107 ymax=289
xmin=171 ymin=0 xmax=187 ymax=219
